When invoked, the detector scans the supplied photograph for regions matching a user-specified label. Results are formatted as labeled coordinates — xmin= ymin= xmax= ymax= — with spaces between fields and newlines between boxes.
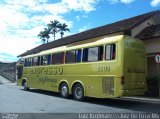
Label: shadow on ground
xmin=20 ymin=88 xmax=160 ymax=113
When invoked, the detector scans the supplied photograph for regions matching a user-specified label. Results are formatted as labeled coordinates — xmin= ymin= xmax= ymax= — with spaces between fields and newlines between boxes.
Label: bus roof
xmin=22 ymin=35 xmax=124 ymax=58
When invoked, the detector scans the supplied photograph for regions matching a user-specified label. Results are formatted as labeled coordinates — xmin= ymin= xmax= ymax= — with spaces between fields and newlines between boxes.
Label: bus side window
xmin=47 ymin=54 xmax=51 ymax=65
xmin=41 ymin=55 xmax=48 ymax=65
xmin=66 ymin=49 xmax=81 ymax=63
xmin=54 ymin=52 xmax=63 ymax=64
xmin=83 ymin=46 xmax=103 ymax=62
xmin=76 ymin=49 xmax=81 ymax=62
xmin=32 ymin=57 xmax=38 ymax=66
xmin=99 ymin=46 xmax=104 ymax=60
xmin=62 ymin=53 xmax=65 ymax=64
xmin=66 ymin=50 xmax=76 ymax=63
xmin=32 ymin=57 xmax=40 ymax=66
xmin=88 ymin=47 xmax=99 ymax=62
xmin=52 ymin=54 xmax=55 ymax=64
xmin=25 ymin=56 xmax=50 ymax=66
xmin=28 ymin=58 xmax=32 ymax=67
xmin=37 ymin=57 xmax=40 ymax=65
xmin=105 ymin=44 xmax=116 ymax=60
xmin=40 ymin=56 xmax=43 ymax=65
xmin=24 ymin=58 xmax=28 ymax=67
xmin=83 ymin=48 xmax=88 ymax=62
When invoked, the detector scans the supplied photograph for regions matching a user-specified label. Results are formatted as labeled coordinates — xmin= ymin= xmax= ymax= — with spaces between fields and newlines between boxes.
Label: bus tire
xmin=72 ymin=83 xmax=84 ymax=101
xmin=22 ymin=80 xmax=30 ymax=91
xmin=60 ymin=83 xmax=69 ymax=98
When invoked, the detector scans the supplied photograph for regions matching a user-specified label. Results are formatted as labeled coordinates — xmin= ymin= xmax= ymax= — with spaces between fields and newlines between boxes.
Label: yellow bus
xmin=17 ymin=35 xmax=147 ymax=101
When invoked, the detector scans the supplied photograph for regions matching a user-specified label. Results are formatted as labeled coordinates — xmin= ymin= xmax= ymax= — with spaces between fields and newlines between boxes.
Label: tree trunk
xmin=61 ymin=32 xmax=63 ymax=38
xmin=54 ymin=33 xmax=55 ymax=41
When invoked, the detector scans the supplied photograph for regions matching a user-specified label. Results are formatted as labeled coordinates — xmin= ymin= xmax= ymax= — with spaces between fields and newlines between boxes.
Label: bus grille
xmin=102 ymin=77 xmax=114 ymax=96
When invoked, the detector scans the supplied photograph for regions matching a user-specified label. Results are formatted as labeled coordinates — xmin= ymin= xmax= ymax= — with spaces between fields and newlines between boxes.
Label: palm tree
xmin=38 ymin=28 xmax=51 ymax=44
xmin=43 ymin=28 xmax=51 ymax=43
xmin=47 ymin=20 xmax=60 ymax=41
xmin=38 ymin=31 xmax=46 ymax=44
xmin=58 ymin=23 xmax=70 ymax=38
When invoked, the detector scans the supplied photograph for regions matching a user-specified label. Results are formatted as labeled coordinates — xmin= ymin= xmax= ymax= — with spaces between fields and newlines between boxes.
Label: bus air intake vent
xmin=102 ymin=77 xmax=114 ymax=96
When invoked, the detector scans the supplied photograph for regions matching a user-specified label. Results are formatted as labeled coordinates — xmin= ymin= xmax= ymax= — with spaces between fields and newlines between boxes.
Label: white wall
xmin=144 ymin=37 xmax=160 ymax=54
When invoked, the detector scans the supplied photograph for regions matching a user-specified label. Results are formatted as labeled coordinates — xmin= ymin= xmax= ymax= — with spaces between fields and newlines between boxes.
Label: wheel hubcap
xmin=24 ymin=82 xmax=27 ymax=89
xmin=61 ymin=86 xmax=68 ymax=96
xmin=75 ymin=87 xmax=82 ymax=99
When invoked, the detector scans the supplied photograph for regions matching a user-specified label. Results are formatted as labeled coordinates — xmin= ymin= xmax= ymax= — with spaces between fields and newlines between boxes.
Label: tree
xmin=38 ymin=28 xmax=51 ymax=44
xmin=38 ymin=31 xmax=45 ymax=44
xmin=47 ymin=20 xmax=60 ymax=41
xmin=57 ymin=23 xmax=70 ymax=38
xmin=43 ymin=28 xmax=51 ymax=43
xmin=38 ymin=20 xmax=70 ymax=42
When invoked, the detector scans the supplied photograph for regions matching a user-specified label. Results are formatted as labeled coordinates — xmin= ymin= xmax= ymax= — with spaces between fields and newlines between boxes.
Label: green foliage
xmin=38 ymin=27 xmax=51 ymax=44
xmin=38 ymin=20 xmax=70 ymax=44
xmin=47 ymin=20 xmax=60 ymax=41
xmin=57 ymin=23 xmax=70 ymax=38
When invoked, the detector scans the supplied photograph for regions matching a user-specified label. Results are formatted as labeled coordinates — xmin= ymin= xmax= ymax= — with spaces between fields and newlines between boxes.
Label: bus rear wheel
xmin=60 ymin=83 xmax=69 ymax=98
xmin=73 ymin=83 xmax=84 ymax=101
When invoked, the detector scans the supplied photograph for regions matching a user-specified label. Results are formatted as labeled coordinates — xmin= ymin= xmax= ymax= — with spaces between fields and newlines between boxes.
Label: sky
xmin=0 ymin=0 xmax=160 ymax=62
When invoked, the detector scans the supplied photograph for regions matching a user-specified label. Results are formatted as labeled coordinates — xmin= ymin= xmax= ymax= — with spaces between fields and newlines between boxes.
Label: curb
xmin=120 ymin=96 xmax=160 ymax=104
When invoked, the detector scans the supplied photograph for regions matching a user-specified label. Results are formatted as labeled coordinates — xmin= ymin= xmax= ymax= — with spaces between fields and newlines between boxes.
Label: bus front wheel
xmin=60 ymin=83 xmax=69 ymax=98
xmin=73 ymin=83 xmax=84 ymax=101
xmin=22 ymin=80 xmax=30 ymax=91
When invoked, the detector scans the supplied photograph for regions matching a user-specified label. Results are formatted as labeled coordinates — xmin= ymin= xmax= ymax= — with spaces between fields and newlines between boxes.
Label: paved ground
xmin=0 ymin=76 xmax=160 ymax=119
xmin=0 ymin=83 xmax=138 ymax=113
xmin=0 ymin=75 xmax=11 ymax=84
